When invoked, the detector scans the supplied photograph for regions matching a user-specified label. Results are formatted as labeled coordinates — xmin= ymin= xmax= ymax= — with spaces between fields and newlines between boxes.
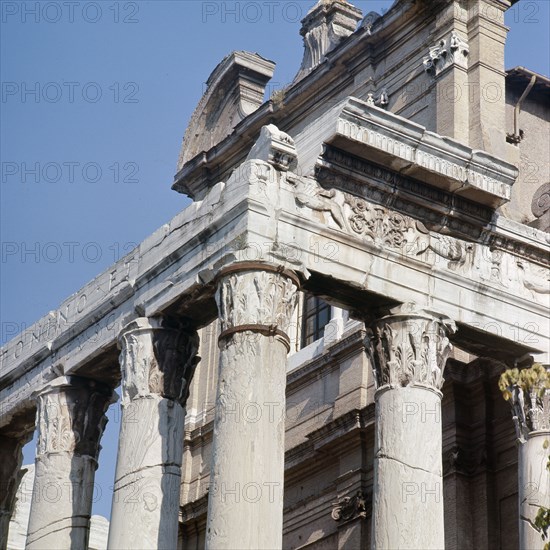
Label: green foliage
xmin=534 ymin=506 xmax=550 ymax=550
xmin=498 ymin=363 xmax=550 ymax=401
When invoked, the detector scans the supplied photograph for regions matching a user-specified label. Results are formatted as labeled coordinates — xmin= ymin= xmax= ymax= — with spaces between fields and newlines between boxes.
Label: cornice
xmin=316 ymin=145 xmax=548 ymax=267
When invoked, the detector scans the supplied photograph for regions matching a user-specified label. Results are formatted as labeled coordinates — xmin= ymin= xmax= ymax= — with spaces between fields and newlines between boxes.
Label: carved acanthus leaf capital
xmin=216 ymin=265 xmax=300 ymax=341
xmin=118 ymin=317 xmax=200 ymax=407
xmin=367 ymin=303 xmax=456 ymax=391
xmin=34 ymin=376 xmax=116 ymax=459
xmin=499 ymin=364 xmax=550 ymax=441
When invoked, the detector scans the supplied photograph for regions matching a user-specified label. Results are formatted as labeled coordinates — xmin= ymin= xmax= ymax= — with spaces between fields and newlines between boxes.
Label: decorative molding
xmin=216 ymin=268 xmax=299 ymax=342
xmin=294 ymin=170 xmax=549 ymax=307
xmin=530 ymin=182 xmax=550 ymax=233
xmin=245 ymin=124 xmax=297 ymax=172
xmin=333 ymin=98 xmax=515 ymax=208
xmin=317 ymin=147 xmax=492 ymax=239
xmin=34 ymin=376 xmax=115 ymax=459
xmin=316 ymin=148 xmax=549 ymax=262
xmin=367 ymin=303 xmax=456 ymax=391
xmin=331 ymin=490 xmax=368 ymax=522
xmin=118 ymin=317 xmax=200 ymax=407
xmin=424 ymin=31 xmax=469 ymax=76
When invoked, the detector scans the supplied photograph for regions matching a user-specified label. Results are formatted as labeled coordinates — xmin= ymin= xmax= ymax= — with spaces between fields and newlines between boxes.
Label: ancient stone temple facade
xmin=1 ymin=0 xmax=549 ymax=549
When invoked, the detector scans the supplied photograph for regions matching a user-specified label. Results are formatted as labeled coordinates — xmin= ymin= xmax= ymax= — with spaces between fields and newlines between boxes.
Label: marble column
xmin=205 ymin=264 xmax=300 ymax=550
xmin=499 ymin=364 xmax=550 ymax=550
xmin=26 ymin=376 xmax=115 ymax=550
xmin=107 ymin=317 xmax=199 ymax=550
xmin=367 ymin=303 xmax=455 ymax=550
xmin=0 ymin=436 xmax=25 ymax=550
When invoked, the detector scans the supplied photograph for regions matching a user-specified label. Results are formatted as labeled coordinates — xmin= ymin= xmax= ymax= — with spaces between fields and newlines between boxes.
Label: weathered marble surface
xmin=7 ymin=465 xmax=109 ymax=550
xmin=2 ymin=105 xmax=548 ymax=434
xmin=518 ymin=434 xmax=550 ymax=550
xmin=368 ymin=304 xmax=455 ymax=550
xmin=107 ymin=317 xmax=199 ymax=550
xmin=26 ymin=377 xmax=114 ymax=550
xmin=206 ymin=268 xmax=299 ymax=549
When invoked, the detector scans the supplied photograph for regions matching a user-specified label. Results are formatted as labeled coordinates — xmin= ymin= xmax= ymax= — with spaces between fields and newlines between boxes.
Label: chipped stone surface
xmin=205 ymin=268 xmax=299 ymax=549
xmin=7 ymin=465 xmax=110 ymax=550
xmin=1 ymin=0 xmax=549 ymax=547
xmin=107 ymin=318 xmax=199 ymax=550
xmin=25 ymin=377 xmax=114 ymax=550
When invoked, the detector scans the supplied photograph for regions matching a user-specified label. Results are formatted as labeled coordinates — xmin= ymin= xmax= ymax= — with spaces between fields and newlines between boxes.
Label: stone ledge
xmin=328 ymin=98 xmax=518 ymax=209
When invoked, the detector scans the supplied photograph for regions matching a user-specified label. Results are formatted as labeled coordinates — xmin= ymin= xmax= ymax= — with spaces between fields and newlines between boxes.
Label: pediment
xmin=176 ymin=51 xmax=275 ymax=172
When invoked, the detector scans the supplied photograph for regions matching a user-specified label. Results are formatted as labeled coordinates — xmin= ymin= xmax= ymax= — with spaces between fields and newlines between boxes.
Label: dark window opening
xmin=301 ymin=295 xmax=331 ymax=348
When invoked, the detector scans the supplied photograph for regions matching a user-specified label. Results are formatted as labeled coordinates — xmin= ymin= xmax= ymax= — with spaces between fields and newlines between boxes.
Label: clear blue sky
xmin=1 ymin=0 xmax=549 ymax=521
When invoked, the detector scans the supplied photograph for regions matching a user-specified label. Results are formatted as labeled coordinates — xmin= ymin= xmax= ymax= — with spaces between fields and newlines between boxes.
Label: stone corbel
xmin=331 ymin=490 xmax=368 ymax=522
xmin=424 ymin=31 xmax=469 ymax=76
xmin=365 ymin=88 xmax=389 ymax=108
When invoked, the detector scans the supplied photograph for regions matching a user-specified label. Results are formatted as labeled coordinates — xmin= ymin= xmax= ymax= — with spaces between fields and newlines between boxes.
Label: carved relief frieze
xmin=318 ymin=146 xmax=494 ymax=237
xmin=347 ymin=197 xmax=411 ymax=249
xmin=424 ymin=31 xmax=469 ymax=76
xmin=295 ymin=163 xmax=549 ymax=306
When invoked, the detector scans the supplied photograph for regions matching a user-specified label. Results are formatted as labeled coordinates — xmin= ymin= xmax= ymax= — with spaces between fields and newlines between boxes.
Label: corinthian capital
xmin=34 ymin=376 xmax=115 ymax=460
xmin=216 ymin=264 xmax=300 ymax=348
xmin=118 ymin=317 xmax=200 ymax=407
xmin=368 ymin=303 xmax=456 ymax=391
xmin=499 ymin=363 xmax=550 ymax=441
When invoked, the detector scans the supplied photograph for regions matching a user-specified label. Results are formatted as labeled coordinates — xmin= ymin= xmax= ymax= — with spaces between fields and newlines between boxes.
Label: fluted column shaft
xmin=26 ymin=376 xmax=115 ymax=550
xmin=0 ymin=436 xmax=25 ymax=550
xmin=367 ymin=303 xmax=456 ymax=550
xmin=107 ymin=317 xmax=199 ymax=550
xmin=205 ymin=264 xmax=299 ymax=550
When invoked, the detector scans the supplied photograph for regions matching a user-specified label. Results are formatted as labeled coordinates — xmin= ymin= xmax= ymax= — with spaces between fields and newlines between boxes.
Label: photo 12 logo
xmin=1 ymin=2 xmax=140 ymax=24
xmin=201 ymin=2 xmax=303 ymax=23
xmin=1 ymin=82 xmax=140 ymax=104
